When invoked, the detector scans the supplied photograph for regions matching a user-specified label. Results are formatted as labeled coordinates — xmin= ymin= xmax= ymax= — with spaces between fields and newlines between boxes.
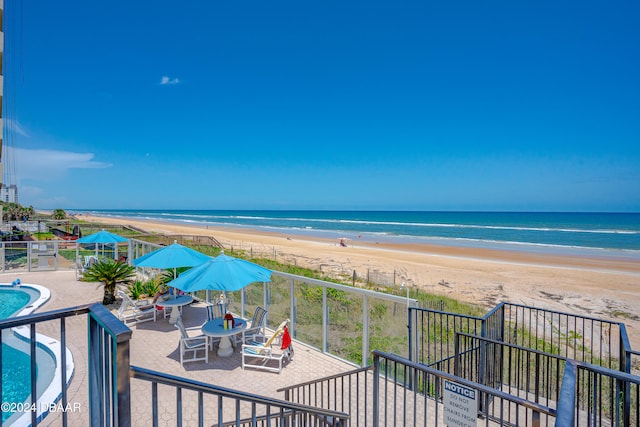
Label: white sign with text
xmin=443 ymin=380 xmax=478 ymax=427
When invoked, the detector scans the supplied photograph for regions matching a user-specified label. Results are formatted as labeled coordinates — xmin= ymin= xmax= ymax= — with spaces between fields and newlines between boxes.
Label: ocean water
xmin=84 ymin=210 xmax=640 ymax=259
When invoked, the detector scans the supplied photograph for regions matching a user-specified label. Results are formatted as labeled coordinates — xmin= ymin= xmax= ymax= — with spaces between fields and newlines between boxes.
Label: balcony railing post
xmin=28 ymin=241 xmax=32 ymax=272
xmin=372 ymin=354 xmax=380 ymax=427
xmin=88 ymin=304 xmax=133 ymax=427
xmin=362 ymin=295 xmax=369 ymax=367
xmin=619 ymin=324 xmax=632 ymax=426
xmin=289 ymin=278 xmax=295 ymax=339
xmin=116 ymin=336 xmax=132 ymax=427
xmin=408 ymin=306 xmax=413 ymax=363
xmin=322 ymin=287 xmax=328 ymax=354
xmin=454 ymin=332 xmax=460 ymax=377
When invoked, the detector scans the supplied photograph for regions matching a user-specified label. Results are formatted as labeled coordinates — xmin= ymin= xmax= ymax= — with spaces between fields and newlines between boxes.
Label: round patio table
xmin=156 ymin=295 xmax=193 ymax=324
xmin=201 ymin=319 xmax=247 ymax=357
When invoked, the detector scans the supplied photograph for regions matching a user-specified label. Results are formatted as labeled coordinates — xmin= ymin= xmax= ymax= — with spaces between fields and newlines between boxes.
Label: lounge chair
xmin=241 ymin=319 xmax=293 ymax=374
xmin=241 ymin=306 xmax=267 ymax=344
xmin=175 ymin=317 xmax=209 ymax=366
xmin=116 ymin=290 xmax=156 ymax=326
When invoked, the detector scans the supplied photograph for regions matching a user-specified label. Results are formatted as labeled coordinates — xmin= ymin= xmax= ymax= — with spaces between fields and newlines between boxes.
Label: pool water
xmin=1 ymin=345 xmax=37 ymax=423
xmin=1 ymin=286 xmax=48 ymax=424
xmin=0 ymin=288 xmax=31 ymax=318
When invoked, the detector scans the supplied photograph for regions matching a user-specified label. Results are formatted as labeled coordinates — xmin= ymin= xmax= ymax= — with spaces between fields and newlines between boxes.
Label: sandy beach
xmin=78 ymin=214 xmax=640 ymax=348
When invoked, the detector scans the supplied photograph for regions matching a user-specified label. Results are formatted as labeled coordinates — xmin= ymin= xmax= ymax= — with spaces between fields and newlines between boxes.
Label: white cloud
xmin=11 ymin=147 xmax=112 ymax=181
xmin=160 ymin=76 xmax=181 ymax=85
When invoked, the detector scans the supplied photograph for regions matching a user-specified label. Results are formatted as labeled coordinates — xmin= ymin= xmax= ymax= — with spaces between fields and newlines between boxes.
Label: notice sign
xmin=443 ymin=380 xmax=478 ymax=427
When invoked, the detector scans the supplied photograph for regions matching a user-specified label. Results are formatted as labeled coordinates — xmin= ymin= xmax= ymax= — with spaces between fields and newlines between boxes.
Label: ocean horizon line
xmin=80 ymin=209 xmax=640 ymax=260
xmin=73 ymin=208 xmax=640 ymax=214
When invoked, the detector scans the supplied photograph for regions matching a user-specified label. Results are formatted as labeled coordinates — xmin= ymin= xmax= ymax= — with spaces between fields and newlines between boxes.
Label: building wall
xmin=1 ymin=184 xmax=17 ymax=203
xmin=0 ymin=0 xmax=4 ymax=189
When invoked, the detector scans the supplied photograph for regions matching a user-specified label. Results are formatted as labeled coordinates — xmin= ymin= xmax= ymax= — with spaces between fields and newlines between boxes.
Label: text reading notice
xmin=443 ymin=380 xmax=478 ymax=427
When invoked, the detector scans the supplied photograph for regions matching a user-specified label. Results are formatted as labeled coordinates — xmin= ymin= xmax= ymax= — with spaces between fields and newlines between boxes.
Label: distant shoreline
xmin=78 ymin=213 xmax=640 ymax=275
xmin=78 ymin=210 xmax=640 ymax=260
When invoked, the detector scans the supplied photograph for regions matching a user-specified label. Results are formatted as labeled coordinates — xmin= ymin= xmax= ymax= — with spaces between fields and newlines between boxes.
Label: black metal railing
xmin=130 ymin=366 xmax=349 ymax=426
xmin=373 ymin=350 xmax=557 ymax=427
xmin=556 ymin=359 xmax=640 ymax=426
xmin=408 ymin=307 xmax=483 ymax=373
xmin=410 ymin=302 xmax=631 ymax=379
xmin=454 ymin=332 xmax=568 ymax=411
xmin=501 ymin=303 xmax=623 ymax=369
xmin=277 ymin=366 xmax=373 ymax=426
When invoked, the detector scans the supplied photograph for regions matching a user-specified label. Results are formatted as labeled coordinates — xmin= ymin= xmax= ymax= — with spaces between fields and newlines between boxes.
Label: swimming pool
xmin=0 ymin=283 xmax=73 ymax=426
xmin=1 ymin=286 xmax=42 ymax=424
xmin=0 ymin=288 xmax=33 ymax=318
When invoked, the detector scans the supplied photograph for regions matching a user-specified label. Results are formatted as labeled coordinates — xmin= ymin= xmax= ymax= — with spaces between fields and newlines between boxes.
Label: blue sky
xmin=4 ymin=0 xmax=639 ymax=211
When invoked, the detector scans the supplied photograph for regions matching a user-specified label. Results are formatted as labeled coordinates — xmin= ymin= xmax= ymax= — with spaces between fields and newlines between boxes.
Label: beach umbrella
xmin=133 ymin=241 xmax=211 ymax=278
xmin=76 ymin=229 xmax=129 ymax=260
xmin=166 ymin=253 xmax=272 ymax=293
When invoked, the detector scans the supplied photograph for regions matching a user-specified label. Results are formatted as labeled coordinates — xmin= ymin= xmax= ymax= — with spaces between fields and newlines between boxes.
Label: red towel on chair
xmin=281 ymin=326 xmax=292 ymax=350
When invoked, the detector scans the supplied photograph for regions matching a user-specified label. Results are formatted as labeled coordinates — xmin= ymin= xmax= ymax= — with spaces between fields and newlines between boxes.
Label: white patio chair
xmin=175 ymin=317 xmax=209 ymax=366
xmin=75 ymin=257 xmax=88 ymax=281
xmin=201 ymin=303 xmax=224 ymax=348
xmin=206 ymin=303 xmax=224 ymax=321
xmin=241 ymin=319 xmax=293 ymax=374
xmin=116 ymin=290 xmax=156 ymax=326
xmin=241 ymin=306 xmax=267 ymax=345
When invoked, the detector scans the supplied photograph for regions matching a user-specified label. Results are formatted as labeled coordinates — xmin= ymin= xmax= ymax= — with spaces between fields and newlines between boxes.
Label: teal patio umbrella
xmin=75 ymin=229 xmax=129 ymax=261
xmin=166 ymin=253 xmax=272 ymax=293
xmin=133 ymin=241 xmax=211 ymax=278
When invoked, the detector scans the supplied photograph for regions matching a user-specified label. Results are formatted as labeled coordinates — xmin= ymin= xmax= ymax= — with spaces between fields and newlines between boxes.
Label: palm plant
xmin=84 ymin=259 xmax=137 ymax=305
xmin=127 ymin=280 xmax=147 ymax=300
xmin=143 ymin=277 xmax=163 ymax=297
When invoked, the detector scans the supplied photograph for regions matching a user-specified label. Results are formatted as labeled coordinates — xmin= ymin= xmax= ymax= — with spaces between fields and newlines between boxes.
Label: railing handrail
xmin=555 ymin=357 xmax=640 ymax=427
xmin=455 ymin=331 xmax=570 ymax=361
xmin=409 ymin=305 xmax=483 ymax=321
xmin=0 ymin=303 xmax=93 ymax=328
xmin=502 ymin=301 xmax=624 ymax=326
xmin=481 ymin=301 xmax=505 ymax=321
xmin=372 ymin=350 xmax=557 ymax=417
xmin=0 ymin=303 xmax=132 ymax=341
xmin=575 ymin=358 xmax=640 ymax=383
xmin=272 ymin=270 xmax=418 ymax=304
xmin=130 ymin=365 xmax=351 ymax=420
xmin=276 ymin=365 xmax=373 ymax=393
